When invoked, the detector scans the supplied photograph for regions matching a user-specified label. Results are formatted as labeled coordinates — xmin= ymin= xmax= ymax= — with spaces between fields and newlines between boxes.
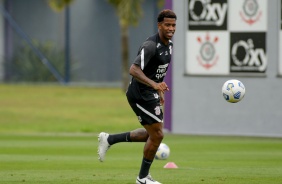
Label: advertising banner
xmin=188 ymin=0 xmax=228 ymax=30
xmin=279 ymin=0 xmax=282 ymax=76
xmin=186 ymin=31 xmax=229 ymax=75
xmin=230 ymin=32 xmax=267 ymax=73
xmin=229 ymin=0 xmax=267 ymax=31
xmin=186 ymin=0 xmax=268 ymax=76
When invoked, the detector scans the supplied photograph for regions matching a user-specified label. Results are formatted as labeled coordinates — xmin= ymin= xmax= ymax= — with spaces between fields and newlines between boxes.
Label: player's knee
xmin=155 ymin=130 xmax=164 ymax=142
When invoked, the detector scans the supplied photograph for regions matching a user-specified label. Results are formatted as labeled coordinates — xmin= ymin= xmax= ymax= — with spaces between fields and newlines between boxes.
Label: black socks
xmin=107 ymin=133 xmax=152 ymax=179
xmin=139 ymin=157 xmax=153 ymax=179
xmin=107 ymin=132 xmax=131 ymax=145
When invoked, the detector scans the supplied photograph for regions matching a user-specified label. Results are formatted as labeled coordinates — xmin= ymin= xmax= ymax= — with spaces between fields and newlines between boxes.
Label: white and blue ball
xmin=155 ymin=143 xmax=170 ymax=160
xmin=222 ymin=79 xmax=246 ymax=103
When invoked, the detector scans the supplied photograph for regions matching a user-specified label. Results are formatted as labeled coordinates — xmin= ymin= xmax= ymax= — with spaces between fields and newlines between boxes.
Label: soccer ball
xmin=155 ymin=143 xmax=170 ymax=160
xmin=222 ymin=79 xmax=246 ymax=103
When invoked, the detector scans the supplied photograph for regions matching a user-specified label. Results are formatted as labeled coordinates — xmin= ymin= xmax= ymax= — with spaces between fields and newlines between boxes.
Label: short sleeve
xmin=133 ymin=41 xmax=156 ymax=70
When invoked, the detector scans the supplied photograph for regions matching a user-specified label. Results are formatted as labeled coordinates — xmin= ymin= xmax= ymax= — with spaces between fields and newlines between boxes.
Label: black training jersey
xmin=127 ymin=33 xmax=173 ymax=101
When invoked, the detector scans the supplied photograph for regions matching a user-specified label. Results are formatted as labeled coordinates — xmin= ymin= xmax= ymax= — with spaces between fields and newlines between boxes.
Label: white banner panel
xmin=186 ymin=31 xmax=229 ymax=75
xmin=229 ymin=0 xmax=267 ymax=31
xmin=279 ymin=0 xmax=282 ymax=76
xmin=280 ymin=31 xmax=282 ymax=76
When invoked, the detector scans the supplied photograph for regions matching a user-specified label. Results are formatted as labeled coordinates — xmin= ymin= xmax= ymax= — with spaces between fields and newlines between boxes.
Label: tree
xmin=47 ymin=0 xmax=74 ymax=12
xmin=107 ymin=0 xmax=144 ymax=92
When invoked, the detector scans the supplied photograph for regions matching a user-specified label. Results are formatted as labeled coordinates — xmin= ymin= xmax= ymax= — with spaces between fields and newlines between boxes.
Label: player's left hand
xmin=158 ymin=91 xmax=165 ymax=105
xmin=155 ymin=82 xmax=169 ymax=93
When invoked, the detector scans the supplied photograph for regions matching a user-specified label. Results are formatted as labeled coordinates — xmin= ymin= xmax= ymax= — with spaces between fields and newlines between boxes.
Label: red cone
xmin=164 ymin=162 xmax=178 ymax=168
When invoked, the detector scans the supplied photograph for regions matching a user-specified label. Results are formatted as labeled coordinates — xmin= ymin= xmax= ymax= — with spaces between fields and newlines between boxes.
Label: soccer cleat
xmin=97 ymin=132 xmax=111 ymax=162
xmin=136 ymin=174 xmax=162 ymax=184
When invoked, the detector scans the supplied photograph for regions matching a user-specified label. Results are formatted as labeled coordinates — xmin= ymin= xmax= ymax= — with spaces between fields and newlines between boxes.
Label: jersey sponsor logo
xmin=158 ymin=64 xmax=169 ymax=68
xmin=156 ymin=64 xmax=169 ymax=79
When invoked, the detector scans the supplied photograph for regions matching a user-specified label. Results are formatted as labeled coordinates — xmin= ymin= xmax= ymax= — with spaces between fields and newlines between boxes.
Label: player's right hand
xmin=154 ymin=82 xmax=169 ymax=93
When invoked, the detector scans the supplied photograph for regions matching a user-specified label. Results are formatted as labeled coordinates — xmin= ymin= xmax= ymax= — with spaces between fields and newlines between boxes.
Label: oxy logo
xmin=230 ymin=33 xmax=266 ymax=72
xmin=196 ymin=33 xmax=219 ymax=69
xmin=240 ymin=0 xmax=262 ymax=25
xmin=188 ymin=0 xmax=227 ymax=30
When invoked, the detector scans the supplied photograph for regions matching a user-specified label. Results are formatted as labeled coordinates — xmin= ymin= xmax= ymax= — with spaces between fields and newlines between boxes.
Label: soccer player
xmin=98 ymin=9 xmax=177 ymax=184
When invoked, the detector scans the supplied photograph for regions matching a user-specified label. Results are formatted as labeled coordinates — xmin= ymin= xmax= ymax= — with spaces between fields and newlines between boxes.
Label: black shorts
xmin=127 ymin=97 xmax=163 ymax=126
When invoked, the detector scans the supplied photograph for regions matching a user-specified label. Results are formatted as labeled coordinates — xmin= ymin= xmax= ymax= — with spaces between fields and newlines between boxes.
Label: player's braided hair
xmin=157 ymin=9 xmax=177 ymax=22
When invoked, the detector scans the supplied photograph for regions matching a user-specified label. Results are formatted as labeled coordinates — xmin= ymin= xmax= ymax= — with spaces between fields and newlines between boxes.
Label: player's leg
xmin=98 ymin=128 xmax=149 ymax=162
xmin=136 ymin=122 xmax=163 ymax=184
xmin=142 ymin=123 xmax=163 ymax=159
xmin=108 ymin=128 xmax=149 ymax=144
xmin=135 ymin=99 xmax=164 ymax=184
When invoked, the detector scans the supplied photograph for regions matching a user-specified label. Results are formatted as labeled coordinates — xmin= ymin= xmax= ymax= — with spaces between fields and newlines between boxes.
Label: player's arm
xmin=129 ymin=64 xmax=169 ymax=93
xmin=129 ymin=64 xmax=156 ymax=88
xmin=130 ymin=41 xmax=169 ymax=92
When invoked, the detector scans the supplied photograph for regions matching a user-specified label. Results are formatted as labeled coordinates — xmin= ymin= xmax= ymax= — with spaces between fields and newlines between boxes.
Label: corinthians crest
xmin=196 ymin=33 xmax=219 ymax=69
xmin=154 ymin=106 xmax=161 ymax=116
xmin=240 ymin=0 xmax=262 ymax=25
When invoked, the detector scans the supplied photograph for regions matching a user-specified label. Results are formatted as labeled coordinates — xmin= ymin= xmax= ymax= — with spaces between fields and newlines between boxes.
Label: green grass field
xmin=1 ymin=84 xmax=282 ymax=184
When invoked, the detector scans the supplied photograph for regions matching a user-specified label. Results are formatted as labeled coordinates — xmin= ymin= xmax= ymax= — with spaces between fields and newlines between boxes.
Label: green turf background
xmin=0 ymin=85 xmax=282 ymax=184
